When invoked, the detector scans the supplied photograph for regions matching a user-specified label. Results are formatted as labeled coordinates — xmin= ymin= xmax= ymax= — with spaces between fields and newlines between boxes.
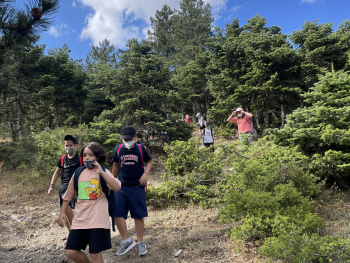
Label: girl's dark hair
xmin=80 ymin=142 xmax=106 ymax=164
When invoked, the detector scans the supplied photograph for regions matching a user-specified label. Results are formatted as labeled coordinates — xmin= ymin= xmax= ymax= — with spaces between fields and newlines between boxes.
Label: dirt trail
xmin=0 ymin=151 xmax=269 ymax=263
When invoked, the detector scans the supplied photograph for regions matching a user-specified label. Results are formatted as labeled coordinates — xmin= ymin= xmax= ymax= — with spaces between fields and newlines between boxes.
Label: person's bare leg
xmin=65 ymin=250 xmax=91 ymax=263
xmin=134 ymin=218 xmax=144 ymax=242
xmin=114 ymin=217 xmax=129 ymax=240
xmin=90 ymin=252 xmax=103 ymax=263
xmin=65 ymin=206 xmax=74 ymax=231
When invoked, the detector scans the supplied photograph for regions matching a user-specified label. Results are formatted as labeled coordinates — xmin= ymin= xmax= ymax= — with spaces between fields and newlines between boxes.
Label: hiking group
xmin=193 ymin=107 xmax=253 ymax=151
xmin=48 ymin=126 xmax=152 ymax=263
xmin=47 ymin=107 xmax=252 ymax=263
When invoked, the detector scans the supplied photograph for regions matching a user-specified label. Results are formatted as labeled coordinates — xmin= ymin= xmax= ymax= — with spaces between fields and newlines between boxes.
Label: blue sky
xmin=22 ymin=0 xmax=350 ymax=61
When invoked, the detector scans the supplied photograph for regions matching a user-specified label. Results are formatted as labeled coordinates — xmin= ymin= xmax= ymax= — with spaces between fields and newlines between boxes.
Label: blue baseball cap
xmin=120 ymin=126 xmax=136 ymax=140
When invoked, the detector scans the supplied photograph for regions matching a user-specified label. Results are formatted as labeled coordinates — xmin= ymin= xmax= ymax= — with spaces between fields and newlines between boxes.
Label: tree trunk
xmin=255 ymin=108 xmax=261 ymax=129
xmin=192 ymin=101 xmax=197 ymax=123
xmin=79 ymin=114 xmax=83 ymax=125
xmin=54 ymin=100 xmax=59 ymax=128
xmin=2 ymin=91 xmax=15 ymax=140
xmin=263 ymin=112 xmax=270 ymax=130
xmin=271 ymin=114 xmax=275 ymax=128
xmin=205 ymin=89 xmax=210 ymax=120
xmin=280 ymin=95 xmax=286 ymax=130
xmin=16 ymin=86 xmax=22 ymax=138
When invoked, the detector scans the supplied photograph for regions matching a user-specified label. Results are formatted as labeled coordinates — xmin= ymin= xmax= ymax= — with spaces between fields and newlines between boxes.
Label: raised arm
xmin=244 ymin=111 xmax=253 ymax=118
xmin=227 ymin=111 xmax=236 ymax=122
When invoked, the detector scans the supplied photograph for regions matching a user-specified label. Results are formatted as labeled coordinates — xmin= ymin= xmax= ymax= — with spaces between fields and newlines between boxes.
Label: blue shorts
xmin=113 ymin=185 xmax=148 ymax=219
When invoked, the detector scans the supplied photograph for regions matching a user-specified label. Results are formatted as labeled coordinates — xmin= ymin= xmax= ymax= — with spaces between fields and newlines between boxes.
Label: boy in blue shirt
xmin=112 ymin=126 xmax=152 ymax=257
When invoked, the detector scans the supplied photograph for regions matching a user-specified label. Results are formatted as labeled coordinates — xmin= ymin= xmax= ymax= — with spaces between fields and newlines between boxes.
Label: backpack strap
xmin=99 ymin=166 xmax=108 ymax=195
xmin=62 ymin=154 xmax=83 ymax=167
xmin=136 ymin=144 xmax=148 ymax=194
xmin=73 ymin=166 xmax=86 ymax=193
xmin=116 ymin=144 xmax=124 ymax=158
xmin=98 ymin=166 xmax=117 ymax=232
xmin=60 ymin=154 xmax=66 ymax=167
xmin=136 ymin=144 xmax=144 ymax=169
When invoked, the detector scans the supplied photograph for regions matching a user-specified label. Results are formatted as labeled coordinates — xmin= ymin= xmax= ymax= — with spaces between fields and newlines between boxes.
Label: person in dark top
xmin=48 ymin=135 xmax=83 ymax=240
xmin=112 ymin=126 xmax=152 ymax=257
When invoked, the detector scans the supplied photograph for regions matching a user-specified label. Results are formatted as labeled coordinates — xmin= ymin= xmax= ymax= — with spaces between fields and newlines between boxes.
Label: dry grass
xmin=0 ymin=168 xmax=49 ymax=205
xmin=316 ymin=187 xmax=350 ymax=239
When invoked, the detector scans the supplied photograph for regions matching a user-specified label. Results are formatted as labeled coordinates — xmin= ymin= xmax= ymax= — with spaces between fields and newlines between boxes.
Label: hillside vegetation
xmin=1 ymin=0 xmax=350 ymax=262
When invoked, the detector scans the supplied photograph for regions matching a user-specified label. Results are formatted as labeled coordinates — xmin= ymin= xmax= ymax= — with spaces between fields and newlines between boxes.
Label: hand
xmin=58 ymin=212 xmax=68 ymax=228
xmin=232 ymin=111 xmax=236 ymax=116
xmin=47 ymin=187 xmax=54 ymax=195
xmin=92 ymin=160 xmax=103 ymax=175
xmin=139 ymin=173 xmax=148 ymax=186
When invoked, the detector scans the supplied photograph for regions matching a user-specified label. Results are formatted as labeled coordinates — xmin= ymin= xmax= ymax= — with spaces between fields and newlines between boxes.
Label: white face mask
xmin=124 ymin=140 xmax=135 ymax=149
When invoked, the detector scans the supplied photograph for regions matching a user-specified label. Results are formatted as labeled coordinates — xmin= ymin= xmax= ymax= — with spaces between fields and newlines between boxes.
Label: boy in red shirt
xmin=227 ymin=107 xmax=253 ymax=144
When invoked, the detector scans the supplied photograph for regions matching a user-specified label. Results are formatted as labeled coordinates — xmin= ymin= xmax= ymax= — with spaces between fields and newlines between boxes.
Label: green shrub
xmin=218 ymin=139 xmax=323 ymax=240
xmin=213 ymin=124 xmax=237 ymax=139
xmin=270 ymin=71 xmax=350 ymax=189
xmin=261 ymin=228 xmax=350 ymax=263
xmin=0 ymin=125 xmax=92 ymax=177
xmin=86 ymin=119 xmax=122 ymax=155
xmin=147 ymin=138 xmax=221 ymax=207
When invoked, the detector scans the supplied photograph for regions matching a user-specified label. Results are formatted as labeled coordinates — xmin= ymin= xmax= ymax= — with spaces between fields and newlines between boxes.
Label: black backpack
xmin=73 ymin=166 xmax=116 ymax=231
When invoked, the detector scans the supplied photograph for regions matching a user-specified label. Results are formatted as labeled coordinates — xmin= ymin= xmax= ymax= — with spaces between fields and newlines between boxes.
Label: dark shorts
xmin=113 ymin=185 xmax=148 ymax=219
xmin=65 ymin=228 xmax=111 ymax=254
xmin=200 ymin=125 xmax=206 ymax=130
xmin=59 ymin=196 xmax=76 ymax=210
xmin=204 ymin=143 xmax=214 ymax=152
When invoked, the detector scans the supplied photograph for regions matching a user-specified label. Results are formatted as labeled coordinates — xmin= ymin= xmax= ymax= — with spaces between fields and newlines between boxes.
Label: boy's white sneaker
xmin=116 ymin=239 xmax=136 ymax=256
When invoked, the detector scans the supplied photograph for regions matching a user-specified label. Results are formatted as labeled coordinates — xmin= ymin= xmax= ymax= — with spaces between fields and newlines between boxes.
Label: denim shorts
xmin=239 ymin=131 xmax=252 ymax=144
xmin=113 ymin=185 xmax=148 ymax=219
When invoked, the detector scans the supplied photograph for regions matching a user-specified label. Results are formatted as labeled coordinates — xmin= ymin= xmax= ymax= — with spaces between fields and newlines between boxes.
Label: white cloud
xmin=48 ymin=23 xmax=70 ymax=38
xmin=204 ymin=0 xmax=228 ymax=19
xmin=301 ymin=0 xmax=317 ymax=3
xmin=231 ymin=5 xmax=242 ymax=14
xmin=77 ymin=0 xmax=228 ymax=48
xmin=72 ymin=0 xmax=76 ymax=7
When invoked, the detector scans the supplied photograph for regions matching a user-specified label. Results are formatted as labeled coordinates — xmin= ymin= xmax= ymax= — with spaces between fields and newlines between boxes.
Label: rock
xmin=174 ymin=249 xmax=183 ymax=257
xmin=7 ymin=246 xmax=16 ymax=252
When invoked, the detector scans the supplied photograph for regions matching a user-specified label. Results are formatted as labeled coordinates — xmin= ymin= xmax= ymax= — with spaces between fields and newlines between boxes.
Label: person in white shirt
xmin=201 ymin=121 xmax=215 ymax=152
xmin=196 ymin=113 xmax=206 ymax=138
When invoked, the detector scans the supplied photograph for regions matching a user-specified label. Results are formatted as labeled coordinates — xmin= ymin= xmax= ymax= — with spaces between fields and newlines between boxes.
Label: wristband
xmin=144 ymin=172 xmax=149 ymax=175
xmin=50 ymin=184 xmax=54 ymax=188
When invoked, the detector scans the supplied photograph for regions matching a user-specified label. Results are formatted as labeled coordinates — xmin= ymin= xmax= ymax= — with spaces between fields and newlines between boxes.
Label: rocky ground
xmin=0 ymin=196 xmax=271 ymax=263
xmin=0 ymin=141 xmax=271 ymax=263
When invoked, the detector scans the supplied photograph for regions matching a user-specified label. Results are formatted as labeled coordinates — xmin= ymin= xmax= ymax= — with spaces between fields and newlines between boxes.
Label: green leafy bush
xmin=0 ymin=125 xmax=92 ymax=177
xmin=270 ymin=71 xmax=350 ymax=189
xmin=148 ymin=137 xmax=350 ymax=261
xmin=218 ymin=139 xmax=323 ymax=240
xmin=261 ymin=228 xmax=350 ymax=263
xmin=147 ymin=138 xmax=221 ymax=207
